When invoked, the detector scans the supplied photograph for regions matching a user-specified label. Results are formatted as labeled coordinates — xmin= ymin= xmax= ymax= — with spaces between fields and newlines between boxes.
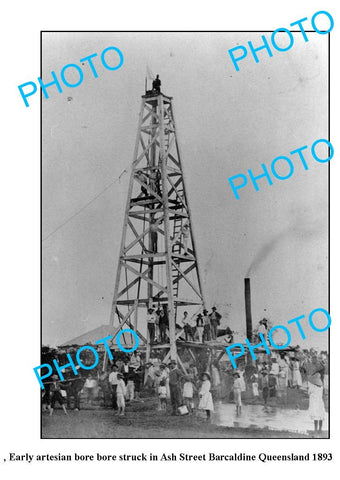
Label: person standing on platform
xmin=152 ymin=74 xmax=161 ymax=94
xmin=182 ymin=311 xmax=194 ymax=342
xmin=146 ymin=307 xmax=157 ymax=344
xmin=150 ymin=218 xmax=159 ymax=253
xmin=209 ymin=307 xmax=221 ymax=340
xmin=158 ymin=307 xmax=169 ymax=344
xmin=203 ymin=310 xmax=211 ymax=342
xmin=196 ymin=313 xmax=204 ymax=343
xmin=258 ymin=318 xmax=269 ymax=341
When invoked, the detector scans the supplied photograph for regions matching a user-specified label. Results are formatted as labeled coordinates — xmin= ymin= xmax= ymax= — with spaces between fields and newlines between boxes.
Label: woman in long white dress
xmin=292 ymin=358 xmax=302 ymax=388
xmin=159 ymin=364 xmax=170 ymax=399
xmin=239 ymin=368 xmax=246 ymax=392
xmin=198 ymin=373 xmax=214 ymax=420
xmin=308 ymin=373 xmax=326 ymax=432
xmin=233 ymin=372 xmax=243 ymax=415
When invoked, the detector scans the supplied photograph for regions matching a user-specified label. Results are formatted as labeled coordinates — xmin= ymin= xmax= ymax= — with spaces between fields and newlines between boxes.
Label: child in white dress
xmin=233 ymin=372 xmax=242 ymax=415
xmin=158 ymin=379 xmax=167 ymax=411
xmin=116 ymin=373 xmax=127 ymax=416
xmin=198 ymin=373 xmax=214 ymax=420
xmin=183 ymin=375 xmax=195 ymax=413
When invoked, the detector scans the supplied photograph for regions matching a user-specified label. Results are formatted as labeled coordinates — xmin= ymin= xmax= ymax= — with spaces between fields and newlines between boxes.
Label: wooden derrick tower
xmin=109 ymin=83 xmax=205 ymax=367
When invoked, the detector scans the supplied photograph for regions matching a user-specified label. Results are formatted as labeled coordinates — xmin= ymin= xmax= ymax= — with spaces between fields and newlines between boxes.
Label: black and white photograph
xmin=2 ymin=1 xmax=339 ymax=478
xmin=41 ymin=31 xmax=329 ymax=439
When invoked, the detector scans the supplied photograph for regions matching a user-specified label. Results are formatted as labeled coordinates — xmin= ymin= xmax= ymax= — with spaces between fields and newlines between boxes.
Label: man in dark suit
xmin=152 ymin=74 xmax=161 ymax=93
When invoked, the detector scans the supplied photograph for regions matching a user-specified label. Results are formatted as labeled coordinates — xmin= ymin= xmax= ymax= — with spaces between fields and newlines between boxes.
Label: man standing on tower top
xmin=152 ymin=74 xmax=161 ymax=94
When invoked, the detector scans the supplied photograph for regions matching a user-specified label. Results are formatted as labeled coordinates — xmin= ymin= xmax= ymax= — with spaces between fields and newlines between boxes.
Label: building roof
xmin=59 ymin=324 xmax=133 ymax=347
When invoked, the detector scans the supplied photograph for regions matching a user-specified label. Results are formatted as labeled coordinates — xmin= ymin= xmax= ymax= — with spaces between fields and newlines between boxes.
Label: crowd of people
xmin=42 ymin=315 xmax=328 ymax=433
xmin=42 ymin=352 xmax=215 ymax=421
xmin=228 ymin=348 xmax=328 ymax=432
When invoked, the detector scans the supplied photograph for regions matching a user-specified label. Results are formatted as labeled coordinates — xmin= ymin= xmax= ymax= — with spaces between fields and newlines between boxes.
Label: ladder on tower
xmin=164 ymin=124 xmax=171 ymax=156
xmin=171 ymin=207 xmax=184 ymax=321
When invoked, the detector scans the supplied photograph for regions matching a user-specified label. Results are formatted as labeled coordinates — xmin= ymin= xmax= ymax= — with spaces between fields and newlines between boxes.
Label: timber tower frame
xmin=110 ymin=88 xmax=205 ymax=367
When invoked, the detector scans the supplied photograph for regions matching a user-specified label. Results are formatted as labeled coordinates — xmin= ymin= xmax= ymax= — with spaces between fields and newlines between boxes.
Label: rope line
xmin=43 ymin=168 xmax=128 ymax=242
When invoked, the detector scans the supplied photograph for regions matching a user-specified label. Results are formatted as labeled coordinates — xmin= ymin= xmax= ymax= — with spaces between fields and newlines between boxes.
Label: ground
xmin=42 ymin=394 xmax=327 ymax=439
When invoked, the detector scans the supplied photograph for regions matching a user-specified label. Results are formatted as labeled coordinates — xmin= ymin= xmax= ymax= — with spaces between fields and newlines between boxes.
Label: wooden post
xmin=109 ymin=97 xmax=146 ymax=326
xmin=159 ymin=96 xmax=176 ymax=361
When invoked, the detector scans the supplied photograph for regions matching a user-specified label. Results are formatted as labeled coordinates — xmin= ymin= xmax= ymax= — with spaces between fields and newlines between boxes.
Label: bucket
xmin=178 ymin=405 xmax=189 ymax=415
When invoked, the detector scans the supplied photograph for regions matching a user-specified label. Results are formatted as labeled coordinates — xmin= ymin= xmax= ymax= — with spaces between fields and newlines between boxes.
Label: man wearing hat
xmin=126 ymin=367 xmax=136 ymax=402
xmin=158 ymin=306 xmax=169 ymax=344
xmin=133 ymin=366 xmax=143 ymax=400
xmin=49 ymin=375 xmax=68 ymax=416
xmin=144 ymin=362 xmax=155 ymax=392
xmin=67 ymin=365 xmax=84 ymax=411
xmin=196 ymin=313 xmax=204 ymax=343
xmin=258 ymin=318 xmax=268 ymax=341
xmin=209 ymin=307 xmax=222 ymax=340
xmin=203 ymin=309 xmax=211 ymax=342
xmin=109 ymin=364 xmax=119 ymax=410
xmin=169 ymin=360 xmax=185 ymax=415
xmin=182 ymin=311 xmax=194 ymax=342
xmin=146 ymin=307 xmax=157 ymax=344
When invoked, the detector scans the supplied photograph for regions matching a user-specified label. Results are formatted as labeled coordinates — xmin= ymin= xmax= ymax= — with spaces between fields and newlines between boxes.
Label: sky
xmin=42 ymin=31 xmax=329 ymax=350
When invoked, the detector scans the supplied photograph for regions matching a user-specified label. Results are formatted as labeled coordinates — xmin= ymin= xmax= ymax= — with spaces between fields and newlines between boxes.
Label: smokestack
xmin=244 ymin=278 xmax=253 ymax=342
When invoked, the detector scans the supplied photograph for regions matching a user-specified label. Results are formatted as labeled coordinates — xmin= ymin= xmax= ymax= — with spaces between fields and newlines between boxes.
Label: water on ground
xmin=213 ymin=401 xmax=328 ymax=434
